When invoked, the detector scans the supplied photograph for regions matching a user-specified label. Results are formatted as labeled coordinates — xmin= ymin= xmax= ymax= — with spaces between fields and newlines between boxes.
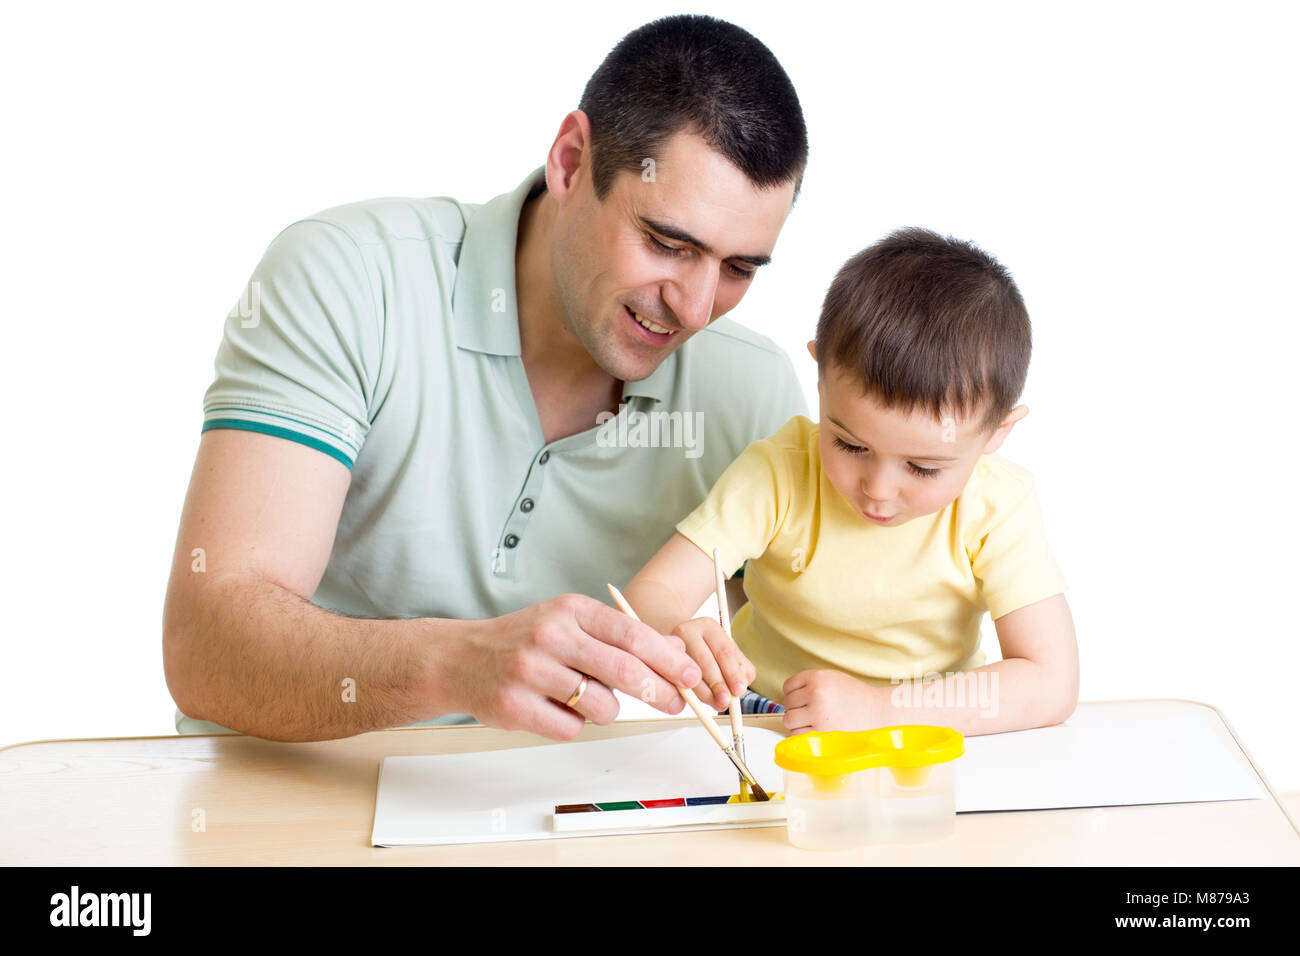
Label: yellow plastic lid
xmin=774 ymin=725 xmax=964 ymax=776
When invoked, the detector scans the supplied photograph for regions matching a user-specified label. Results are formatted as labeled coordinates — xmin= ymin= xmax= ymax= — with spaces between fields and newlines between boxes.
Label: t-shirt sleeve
xmin=200 ymin=218 xmax=379 ymax=469
xmin=967 ymin=472 xmax=1067 ymax=620
xmin=675 ymin=433 xmax=791 ymax=579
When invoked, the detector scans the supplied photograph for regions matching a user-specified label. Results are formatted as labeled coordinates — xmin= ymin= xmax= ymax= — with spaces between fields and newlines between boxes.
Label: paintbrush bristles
xmin=722 ymin=747 xmax=769 ymax=800
xmin=730 ymin=755 xmax=769 ymax=802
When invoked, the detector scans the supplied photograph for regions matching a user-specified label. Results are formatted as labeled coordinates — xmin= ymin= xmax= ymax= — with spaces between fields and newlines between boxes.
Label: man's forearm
xmin=164 ymin=573 xmax=471 ymax=742
xmin=869 ymin=659 xmax=1077 ymax=737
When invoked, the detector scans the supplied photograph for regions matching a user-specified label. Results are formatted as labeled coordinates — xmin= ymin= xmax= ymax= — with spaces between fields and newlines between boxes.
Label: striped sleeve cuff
xmin=201 ymin=405 xmax=361 ymax=469
xmin=739 ymin=689 xmax=784 ymax=714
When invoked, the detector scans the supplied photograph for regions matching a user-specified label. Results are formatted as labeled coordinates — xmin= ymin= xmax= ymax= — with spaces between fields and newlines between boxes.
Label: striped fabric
xmin=739 ymin=689 xmax=784 ymax=714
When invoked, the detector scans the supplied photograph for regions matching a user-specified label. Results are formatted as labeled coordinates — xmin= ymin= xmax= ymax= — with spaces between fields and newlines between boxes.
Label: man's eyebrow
xmin=826 ymin=415 xmax=960 ymax=461
xmin=638 ymin=215 xmax=772 ymax=267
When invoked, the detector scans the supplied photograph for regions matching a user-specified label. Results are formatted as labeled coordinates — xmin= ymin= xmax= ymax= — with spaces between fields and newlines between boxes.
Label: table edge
xmin=0 ymin=696 xmax=1231 ymax=753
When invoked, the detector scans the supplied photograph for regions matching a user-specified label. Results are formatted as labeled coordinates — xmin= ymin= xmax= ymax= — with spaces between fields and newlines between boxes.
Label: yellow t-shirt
xmin=675 ymin=415 xmax=1066 ymax=701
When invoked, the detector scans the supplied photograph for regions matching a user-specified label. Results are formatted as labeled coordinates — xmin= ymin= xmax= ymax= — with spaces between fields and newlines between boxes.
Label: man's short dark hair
xmin=578 ymin=15 xmax=808 ymax=203
xmin=815 ymin=228 xmax=1032 ymax=433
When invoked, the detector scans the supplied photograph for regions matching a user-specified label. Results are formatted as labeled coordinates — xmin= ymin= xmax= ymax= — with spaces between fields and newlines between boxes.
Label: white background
xmin=2 ymin=1 xmax=1297 ymax=794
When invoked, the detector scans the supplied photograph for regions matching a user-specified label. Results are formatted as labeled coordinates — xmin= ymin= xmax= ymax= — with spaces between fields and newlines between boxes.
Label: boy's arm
xmin=901 ymin=467 xmax=1076 ymax=735
xmin=988 ymin=591 xmax=1079 ymax=727
xmin=623 ymin=533 xmax=756 ymax=711
xmin=784 ymin=593 xmax=1078 ymax=736
xmin=884 ymin=592 xmax=1077 ymax=735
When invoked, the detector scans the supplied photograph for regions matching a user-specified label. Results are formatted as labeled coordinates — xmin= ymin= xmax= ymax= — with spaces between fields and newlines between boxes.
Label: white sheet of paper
xmin=372 ymin=701 xmax=1266 ymax=846
xmin=956 ymin=700 xmax=1266 ymax=811
xmin=373 ymin=725 xmax=782 ymax=846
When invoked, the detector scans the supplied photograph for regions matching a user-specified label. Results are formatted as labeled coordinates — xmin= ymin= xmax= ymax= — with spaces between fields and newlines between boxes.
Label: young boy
xmin=622 ymin=228 xmax=1078 ymax=737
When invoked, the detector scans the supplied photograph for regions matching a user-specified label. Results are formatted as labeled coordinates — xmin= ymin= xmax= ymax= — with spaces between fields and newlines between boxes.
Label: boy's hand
xmin=671 ymin=616 xmax=756 ymax=712
xmin=782 ymin=669 xmax=878 ymax=734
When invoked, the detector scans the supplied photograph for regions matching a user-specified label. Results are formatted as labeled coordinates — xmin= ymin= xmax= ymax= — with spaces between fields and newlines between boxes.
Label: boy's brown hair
xmin=814 ymin=228 xmax=1031 ymax=433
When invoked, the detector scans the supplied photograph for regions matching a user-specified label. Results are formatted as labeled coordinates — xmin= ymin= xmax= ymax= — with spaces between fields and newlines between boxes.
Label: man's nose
xmin=667 ymin=258 xmax=721 ymax=331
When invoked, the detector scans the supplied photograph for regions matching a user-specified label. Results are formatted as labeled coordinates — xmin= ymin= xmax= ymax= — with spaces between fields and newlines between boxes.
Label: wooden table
xmin=3 ymin=704 xmax=1297 ymax=865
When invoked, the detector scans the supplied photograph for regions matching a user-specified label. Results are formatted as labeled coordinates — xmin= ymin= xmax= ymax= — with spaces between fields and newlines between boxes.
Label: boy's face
xmin=813 ymin=352 xmax=1026 ymax=526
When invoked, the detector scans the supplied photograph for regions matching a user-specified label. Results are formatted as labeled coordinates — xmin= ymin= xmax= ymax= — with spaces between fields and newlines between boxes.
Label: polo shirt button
xmin=977 ymin=464 xmax=991 ymax=478
xmin=504 ymin=534 xmax=520 ymax=549
xmin=520 ymin=498 xmax=534 ymax=513
xmin=538 ymin=451 xmax=550 ymax=465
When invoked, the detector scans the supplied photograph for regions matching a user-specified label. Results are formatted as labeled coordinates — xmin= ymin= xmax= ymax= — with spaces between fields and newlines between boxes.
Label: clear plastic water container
xmin=775 ymin=726 xmax=964 ymax=850
xmin=782 ymin=763 xmax=877 ymax=850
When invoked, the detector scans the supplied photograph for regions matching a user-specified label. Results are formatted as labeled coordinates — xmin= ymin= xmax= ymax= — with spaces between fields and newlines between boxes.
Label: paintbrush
xmin=712 ymin=548 xmax=749 ymax=800
xmin=606 ymin=583 xmax=770 ymax=801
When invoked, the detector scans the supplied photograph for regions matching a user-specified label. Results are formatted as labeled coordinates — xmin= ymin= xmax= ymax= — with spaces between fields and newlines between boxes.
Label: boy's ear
xmin=806 ymin=340 xmax=816 ymax=362
xmin=982 ymin=405 xmax=1029 ymax=455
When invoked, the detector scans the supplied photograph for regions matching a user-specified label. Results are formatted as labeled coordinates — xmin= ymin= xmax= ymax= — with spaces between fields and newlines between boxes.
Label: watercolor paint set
xmin=552 ymin=792 xmax=787 ymax=832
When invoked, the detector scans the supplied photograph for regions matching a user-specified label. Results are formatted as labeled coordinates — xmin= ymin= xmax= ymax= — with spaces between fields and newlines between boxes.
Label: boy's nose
xmin=861 ymin=467 xmax=897 ymax=503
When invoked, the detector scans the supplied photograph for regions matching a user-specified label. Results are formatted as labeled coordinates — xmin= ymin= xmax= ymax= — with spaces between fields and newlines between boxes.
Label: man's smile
xmin=624 ymin=303 xmax=678 ymax=342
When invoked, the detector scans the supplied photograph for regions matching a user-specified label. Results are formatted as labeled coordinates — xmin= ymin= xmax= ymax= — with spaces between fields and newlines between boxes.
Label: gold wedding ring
xmin=564 ymin=673 xmax=590 ymax=708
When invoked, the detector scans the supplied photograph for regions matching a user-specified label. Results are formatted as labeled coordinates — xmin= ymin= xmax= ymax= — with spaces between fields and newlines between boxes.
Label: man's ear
xmin=982 ymin=405 xmax=1029 ymax=455
xmin=806 ymin=340 xmax=816 ymax=362
xmin=544 ymin=110 xmax=592 ymax=204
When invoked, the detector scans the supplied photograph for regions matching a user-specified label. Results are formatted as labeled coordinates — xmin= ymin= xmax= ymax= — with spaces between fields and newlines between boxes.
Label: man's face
xmin=816 ymin=362 xmax=1012 ymax=527
xmin=550 ymin=128 xmax=795 ymax=383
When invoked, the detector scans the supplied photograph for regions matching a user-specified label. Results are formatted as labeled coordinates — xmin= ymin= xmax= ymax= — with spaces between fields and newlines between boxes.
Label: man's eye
xmin=648 ymin=235 xmax=755 ymax=280
xmin=832 ymin=437 xmax=866 ymax=455
xmin=908 ymin=463 xmax=942 ymax=478
xmin=648 ymin=235 xmax=686 ymax=257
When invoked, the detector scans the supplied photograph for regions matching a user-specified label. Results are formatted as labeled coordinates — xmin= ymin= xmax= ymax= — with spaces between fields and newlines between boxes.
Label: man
xmin=163 ymin=14 xmax=809 ymax=741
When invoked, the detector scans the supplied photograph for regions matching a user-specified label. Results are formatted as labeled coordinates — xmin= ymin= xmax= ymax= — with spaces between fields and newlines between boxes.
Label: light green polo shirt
xmin=178 ymin=166 xmax=807 ymax=735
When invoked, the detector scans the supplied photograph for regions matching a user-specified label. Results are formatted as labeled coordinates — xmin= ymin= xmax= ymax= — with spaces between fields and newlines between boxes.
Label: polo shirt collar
xmin=452 ymin=166 xmax=546 ymax=356
xmin=622 ymin=350 xmax=677 ymax=404
xmin=452 ymin=165 xmax=677 ymax=404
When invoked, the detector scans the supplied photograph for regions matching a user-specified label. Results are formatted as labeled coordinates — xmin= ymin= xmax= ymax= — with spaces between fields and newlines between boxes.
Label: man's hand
xmin=671 ymin=616 xmax=756 ymax=712
xmin=433 ymin=593 xmax=703 ymax=741
xmin=782 ymin=669 xmax=878 ymax=734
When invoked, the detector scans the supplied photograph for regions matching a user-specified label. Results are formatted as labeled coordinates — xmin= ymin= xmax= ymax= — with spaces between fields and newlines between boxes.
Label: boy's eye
xmin=834 ymin=435 xmax=941 ymax=478
xmin=646 ymin=234 xmax=755 ymax=280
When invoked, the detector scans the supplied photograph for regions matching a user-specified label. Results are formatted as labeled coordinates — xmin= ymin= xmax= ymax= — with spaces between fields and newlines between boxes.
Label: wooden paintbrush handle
xmin=607 ymin=584 xmax=732 ymax=752
xmin=677 ymin=685 xmax=732 ymax=751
